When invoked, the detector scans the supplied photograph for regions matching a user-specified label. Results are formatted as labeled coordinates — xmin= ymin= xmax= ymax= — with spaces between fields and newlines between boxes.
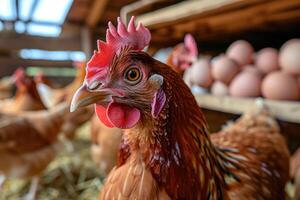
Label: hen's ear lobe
xmin=151 ymin=88 xmax=166 ymax=118
xmin=149 ymin=74 xmax=166 ymax=118
xmin=149 ymin=74 xmax=164 ymax=89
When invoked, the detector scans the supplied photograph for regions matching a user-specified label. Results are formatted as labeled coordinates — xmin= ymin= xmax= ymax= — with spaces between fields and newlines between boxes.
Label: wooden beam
xmin=0 ymin=57 xmax=73 ymax=76
xmin=86 ymin=0 xmax=110 ymax=28
xmin=81 ymin=26 xmax=93 ymax=59
xmin=195 ymin=94 xmax=300 ymax=124
xmin=28 ymin=0 xmax=39 ymax=21
xmin=120 ymin=0 xmax=178 ymax=23
xmin=135 ymin=0 xmax=259 ymax=28
xmin=0 ymin=33 xmax=81 ymax=51
xmin=15 ymin=0 xmax=19 ymax=20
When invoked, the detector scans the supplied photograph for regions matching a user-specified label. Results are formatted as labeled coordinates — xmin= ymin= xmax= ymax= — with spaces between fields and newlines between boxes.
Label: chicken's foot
xmin=21 ymin=176 xmax=39 ymax=200
xmin=0 ymin=175 xmax=6 ymax=190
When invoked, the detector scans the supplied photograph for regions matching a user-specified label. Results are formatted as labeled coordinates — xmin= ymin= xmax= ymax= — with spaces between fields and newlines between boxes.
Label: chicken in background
xmin=0 ymin=68 xmax=46 ymax=114
xmin=211 ymin=104 xmax=290 ymax=199
xmin=90 ymin=115 xmax=122 ymax=176
xmin=291 ymin=148 xmax=300 ymax=200
xmin=35 ymin=62 xmax=86 ymax=109
xmin=153 ymin=34 xmax=198 ymax=75
xmin=71 ymin=17 xmax=290 ymax=199
xmin=0 ymin=103 xmax=85 ymax=200
xmin=35 ymin=63 xmax=93 ymax=139
xmin=166 ymin=33 xmax=198 ymax=74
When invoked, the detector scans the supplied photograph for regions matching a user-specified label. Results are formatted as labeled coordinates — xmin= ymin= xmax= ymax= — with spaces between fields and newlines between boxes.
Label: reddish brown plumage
xmin=71 ymin=18 xmax=289 ymax=200
xmin=35 ymin=65 xmax=93 ymax=138
xmin=96 ymin=51 xmax=289 ymax=199
xmin=0 ymin=104 xmax=68 ymax=179
xmin=0 ymin=72 xmax=46 ymax=113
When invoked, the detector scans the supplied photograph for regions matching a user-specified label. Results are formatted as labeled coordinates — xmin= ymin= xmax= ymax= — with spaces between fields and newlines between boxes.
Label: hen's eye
xmin=124 ymin=67 xmax=142 ymax=84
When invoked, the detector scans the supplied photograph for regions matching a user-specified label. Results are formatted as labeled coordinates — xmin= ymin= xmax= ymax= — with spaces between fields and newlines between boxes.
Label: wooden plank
xmin=0 ymin=57 xmax=73 ymax=76
xmin=194 ymin=94 xmax=300 ymax=124
xmin=135 ymin=0 xmax=260 ymax=28
xmin=120 ymin=0 xmax=179 ymax=23
xmin=140 ymin=0 xmax=300 ymax=45
xmin=0 ymin=33 xmax=81 ymax=51
xmin=86 ymin=0 xmax=110 ymax=28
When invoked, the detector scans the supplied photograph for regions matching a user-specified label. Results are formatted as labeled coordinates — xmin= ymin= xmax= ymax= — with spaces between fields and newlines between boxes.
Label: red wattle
xmin=107 ymin=102 xmax=140 ymax=129
xmin=95 ymin=105 xmax=114 ymax=128
xmin=94 ymin=102 xmax=141 ymax=129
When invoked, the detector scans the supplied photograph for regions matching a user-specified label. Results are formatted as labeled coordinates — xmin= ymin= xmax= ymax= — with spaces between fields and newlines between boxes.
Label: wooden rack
xmin=195 ymin=94 xmax=300 ymax=124
xmin=122 ymin=0 xmax=300 ymax=47
xmin=194 ymin=94 xmax=300 ymax=148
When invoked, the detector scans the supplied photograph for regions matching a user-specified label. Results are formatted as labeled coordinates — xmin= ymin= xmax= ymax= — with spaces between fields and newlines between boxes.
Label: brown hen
xmin=71 ymin=17 xmax=290 ymax=200
xmin=0 ymin=104 xmax=70 ymax=199
xmin=166 ymin=34 xmax=198 ymax=75
xmin=0 ymin=68 xmax=46 ymax=114
xmin=35 ymin=64 xmax=93 ymax=139
xmin=36 ymin=62 xmax=86 ymax=109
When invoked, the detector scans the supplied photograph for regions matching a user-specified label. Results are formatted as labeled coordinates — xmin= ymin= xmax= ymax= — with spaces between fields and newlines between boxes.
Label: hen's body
xmin=0 ymin=106 xmax=66 ymax=179
xmin=211 ymin=112 xmax=290 ymax=199
xmin=98 ymin=54 xmax=290 ymax=200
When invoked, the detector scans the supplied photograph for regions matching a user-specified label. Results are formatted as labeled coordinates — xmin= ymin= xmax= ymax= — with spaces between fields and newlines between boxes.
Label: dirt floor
xmin=0 ymin=122 xmax=103 ymax=200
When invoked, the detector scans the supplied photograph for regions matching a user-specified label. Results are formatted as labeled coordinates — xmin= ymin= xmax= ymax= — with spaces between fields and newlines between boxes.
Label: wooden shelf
xmin=125 ymin=0 xmax=300 ymax=47
xmin=194 ymin=94 xmax=300 ymax=124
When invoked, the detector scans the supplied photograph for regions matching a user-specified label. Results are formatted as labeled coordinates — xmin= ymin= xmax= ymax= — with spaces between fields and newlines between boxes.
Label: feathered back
xmin=86 ymin=16 xmax=151 ymax=84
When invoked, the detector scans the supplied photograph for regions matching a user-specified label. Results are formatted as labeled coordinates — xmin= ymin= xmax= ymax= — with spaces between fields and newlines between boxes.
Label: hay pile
xmin=0 ymin=123 xmax=104 ymax=200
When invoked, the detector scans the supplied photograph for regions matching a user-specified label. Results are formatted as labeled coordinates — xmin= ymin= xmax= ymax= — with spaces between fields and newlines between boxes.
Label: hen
xmin=90 ymin=34 xmax=198 ymax=175
xmin=166 ymin=33 xmax=198 ymax=74
xmin=0 ymin=103 xmax=74 ymax=200
xmin=35 ymin=65 xmax=93 ymax=139
xmin=0 ymin=68 xmax=46 ymax=114
xmin=36 ymin=62 xmax=86 ymax=109
xmin=71 ymin=17 xmax=290 ymax=199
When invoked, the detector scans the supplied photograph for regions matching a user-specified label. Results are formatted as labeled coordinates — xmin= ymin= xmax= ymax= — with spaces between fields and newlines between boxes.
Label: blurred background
xmin=0 ymin=0 xmax=300 ymax=199
xmin=1 ymin=0 xmax=299 ymax=81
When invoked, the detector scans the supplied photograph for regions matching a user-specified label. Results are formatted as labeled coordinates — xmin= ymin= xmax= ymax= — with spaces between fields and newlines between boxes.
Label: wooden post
xmin=81 ymin=26 xmax=93 ymax=60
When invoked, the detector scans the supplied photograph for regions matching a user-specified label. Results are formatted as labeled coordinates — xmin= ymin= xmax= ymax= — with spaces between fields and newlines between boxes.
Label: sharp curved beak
xmin=70 ymin=84 xmax=120 ymax=112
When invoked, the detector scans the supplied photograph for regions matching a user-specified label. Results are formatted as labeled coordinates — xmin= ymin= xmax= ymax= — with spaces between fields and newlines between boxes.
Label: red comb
xmin=184 ymin=34 xmax=198 ymax=56
xmin=13 ymin=67 xmax=25 ymax=81
xmin=86 ymin=16 xmax=151 ymax=83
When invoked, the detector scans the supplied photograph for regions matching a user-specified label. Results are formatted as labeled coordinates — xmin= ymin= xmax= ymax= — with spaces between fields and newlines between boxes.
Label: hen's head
xmin=71 ymin=17 xmax=168 ymax=129
xmin=167 ymin=34 xmax=198 ymax=73
xmin=13 ymin=68 xmax=37 ymax=92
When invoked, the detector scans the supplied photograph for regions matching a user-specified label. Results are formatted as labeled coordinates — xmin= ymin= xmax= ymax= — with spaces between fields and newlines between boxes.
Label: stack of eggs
xmin=184 ymin=39 xmax=300 ymax=101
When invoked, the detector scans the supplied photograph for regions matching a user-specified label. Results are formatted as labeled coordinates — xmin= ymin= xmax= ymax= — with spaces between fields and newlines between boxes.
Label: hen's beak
xmin=70 ymin=84 xmax=116 ymax=112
